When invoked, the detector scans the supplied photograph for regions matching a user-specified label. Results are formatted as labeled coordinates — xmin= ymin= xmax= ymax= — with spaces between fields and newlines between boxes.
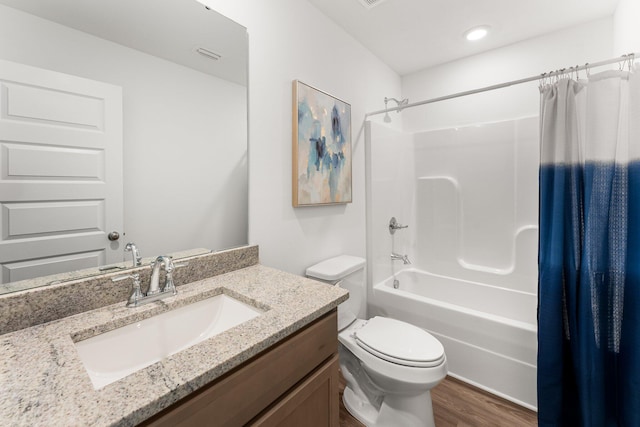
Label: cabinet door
xmin=250 ymin=354 xmax=339 ymax=427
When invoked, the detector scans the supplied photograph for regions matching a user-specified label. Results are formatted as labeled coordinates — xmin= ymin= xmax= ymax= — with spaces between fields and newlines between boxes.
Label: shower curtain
xmin=538 ymin=66 xmax=640 ymax=426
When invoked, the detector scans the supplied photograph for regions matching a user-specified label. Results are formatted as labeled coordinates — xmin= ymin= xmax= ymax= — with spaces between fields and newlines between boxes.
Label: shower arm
xmin=384 ymin=97 xmax=409 ymax=113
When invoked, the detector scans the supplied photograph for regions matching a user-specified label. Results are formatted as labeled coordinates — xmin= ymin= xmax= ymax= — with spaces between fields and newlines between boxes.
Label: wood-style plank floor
xmin=339 ymin=374 xmax=537 ymax=427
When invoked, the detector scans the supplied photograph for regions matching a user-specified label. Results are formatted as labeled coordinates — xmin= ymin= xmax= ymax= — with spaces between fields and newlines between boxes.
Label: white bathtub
xmin=370 ymin=268 xmax=538 ymax=410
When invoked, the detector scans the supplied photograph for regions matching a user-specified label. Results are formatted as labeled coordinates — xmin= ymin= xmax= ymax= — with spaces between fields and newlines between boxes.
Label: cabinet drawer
xmin=142 ymin=309 xmax=338 ymax=427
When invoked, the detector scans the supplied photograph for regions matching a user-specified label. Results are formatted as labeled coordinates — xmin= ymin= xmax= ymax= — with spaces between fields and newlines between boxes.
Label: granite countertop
xmin=0 ymin=265 xmax=348 ymax=427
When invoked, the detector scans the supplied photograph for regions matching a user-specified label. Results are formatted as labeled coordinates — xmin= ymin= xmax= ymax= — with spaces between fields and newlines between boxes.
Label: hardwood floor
xmin=430 ymin=377 xmax=537 ymax=427
xmin=339 ymin=374 xmax=537 ymax=427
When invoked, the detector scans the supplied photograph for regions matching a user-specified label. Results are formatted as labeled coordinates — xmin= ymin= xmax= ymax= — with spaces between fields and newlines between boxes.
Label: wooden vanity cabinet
xmin=250 ymin=354 xmax=339 ymax=426
xmin=142 ymin=310 xmax=339 ymax=427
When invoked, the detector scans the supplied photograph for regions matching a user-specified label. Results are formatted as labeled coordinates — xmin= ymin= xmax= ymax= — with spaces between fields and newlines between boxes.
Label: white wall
xmin=202 ymin=0 xmax=402 ymax=275
xmin=402 ymin=18 xmax=613 ymax=132
xmin=196 ymin=3 xmax=621 ymax=280
xmin=0 ymin=5 xmax=248 ymax=259
xmin=614 ymin=0 xmax=640 ymax=55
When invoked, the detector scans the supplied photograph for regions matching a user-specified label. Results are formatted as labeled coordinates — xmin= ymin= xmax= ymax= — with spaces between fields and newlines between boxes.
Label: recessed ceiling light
xmin=464 ymin=26 xmax=490 ymax=41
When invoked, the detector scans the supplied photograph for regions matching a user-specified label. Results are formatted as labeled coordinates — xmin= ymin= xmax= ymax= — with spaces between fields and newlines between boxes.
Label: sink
xmin=74 ymin=294 xmax=263 ymax=389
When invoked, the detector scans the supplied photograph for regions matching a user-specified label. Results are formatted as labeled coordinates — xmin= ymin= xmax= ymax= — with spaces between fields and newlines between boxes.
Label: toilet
xmin=306 ymin=255 xmax=447 ymax=427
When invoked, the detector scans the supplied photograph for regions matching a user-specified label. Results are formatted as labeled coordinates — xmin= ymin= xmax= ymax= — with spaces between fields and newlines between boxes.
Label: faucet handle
xmin=389 ymin=217 xmax=409 ymax=234
xmin=112 ymin=273 xmax=144 ymax=307
xmin=163 ymin=261 xmax=188 ymax=295
xmin=162 ymin=260 xmax=189 ymax=295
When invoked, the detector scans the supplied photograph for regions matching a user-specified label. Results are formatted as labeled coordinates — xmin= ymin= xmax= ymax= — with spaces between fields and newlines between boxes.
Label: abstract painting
xmin=292 ymin=80 xmax=352 ymax=207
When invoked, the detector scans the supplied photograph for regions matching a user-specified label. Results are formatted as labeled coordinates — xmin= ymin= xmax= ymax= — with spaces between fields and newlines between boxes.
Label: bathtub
xmin=369 ymin=268 xmax=538 ymax=411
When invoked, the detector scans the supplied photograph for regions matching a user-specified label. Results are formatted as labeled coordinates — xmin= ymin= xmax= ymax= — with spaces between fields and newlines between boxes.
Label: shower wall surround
xmin=413 ymin=117 xmax=539 ymax=291
xmin=367 ymin=117 xmax=539 ymax=407
xmin=368 ymin=118 xmax=538 ymax=290
xmin=366 ymin=123 xmax=415 ymax=289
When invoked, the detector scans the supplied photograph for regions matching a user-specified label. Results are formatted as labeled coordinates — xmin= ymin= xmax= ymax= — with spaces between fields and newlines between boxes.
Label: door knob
xmin=108 ymin=231 xmax=120 ymax=241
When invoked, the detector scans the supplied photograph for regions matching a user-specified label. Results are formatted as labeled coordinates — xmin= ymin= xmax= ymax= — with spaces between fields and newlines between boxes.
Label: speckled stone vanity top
xmin=0 ymin=265 xmax=348 ymax=426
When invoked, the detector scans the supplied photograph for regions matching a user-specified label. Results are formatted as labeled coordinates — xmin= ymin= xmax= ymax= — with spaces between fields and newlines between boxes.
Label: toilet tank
xmin=306 ymin=255 xmax=366 ymax=330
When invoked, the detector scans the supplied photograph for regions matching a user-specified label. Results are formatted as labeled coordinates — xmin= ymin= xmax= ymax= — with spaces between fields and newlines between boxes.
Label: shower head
xmin=383 ymin=97 xmax=409 ymax=122
xmin=383 ymin=97 xmax=392 ymax=122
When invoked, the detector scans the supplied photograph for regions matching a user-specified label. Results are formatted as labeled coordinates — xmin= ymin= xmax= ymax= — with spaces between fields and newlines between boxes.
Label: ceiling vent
xmin=195 ymin=47 xmax=221 ymax=61
xmin=357 ymin=0 xmax=388 ymax=10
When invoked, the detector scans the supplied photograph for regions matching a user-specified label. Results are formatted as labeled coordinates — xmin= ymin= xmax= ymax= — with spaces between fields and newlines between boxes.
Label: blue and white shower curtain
xmin=538 ymin=66 xmax=640 ymax=426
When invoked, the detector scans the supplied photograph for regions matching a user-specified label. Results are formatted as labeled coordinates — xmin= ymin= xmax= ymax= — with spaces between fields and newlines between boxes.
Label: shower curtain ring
xmin=628 ymin=53 xmax=635 ymax=71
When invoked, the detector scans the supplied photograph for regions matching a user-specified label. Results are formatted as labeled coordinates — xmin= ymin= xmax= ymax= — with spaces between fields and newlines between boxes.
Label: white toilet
xmin=306 ymin=255 xmax=447 ymax=427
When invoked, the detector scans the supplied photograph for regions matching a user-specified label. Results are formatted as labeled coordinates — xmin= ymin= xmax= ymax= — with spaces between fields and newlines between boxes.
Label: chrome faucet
xmin=113 ymin=255 xmax=187 ymax=307
xmin=124 ymin=242 xmax=142 ymax=267
xmin=148 ymin=255 xmax=173 ymax=295
xmin=391 ymin=252 xmax=411 ymax=264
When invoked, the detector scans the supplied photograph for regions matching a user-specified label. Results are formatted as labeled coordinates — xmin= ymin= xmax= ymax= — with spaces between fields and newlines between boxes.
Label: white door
xmin=0 ymin=59 xmax=123 ymax=284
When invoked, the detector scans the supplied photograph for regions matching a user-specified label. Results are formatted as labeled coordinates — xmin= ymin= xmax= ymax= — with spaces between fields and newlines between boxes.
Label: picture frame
xmin=292 ymin=80 xmax=352 ymax=207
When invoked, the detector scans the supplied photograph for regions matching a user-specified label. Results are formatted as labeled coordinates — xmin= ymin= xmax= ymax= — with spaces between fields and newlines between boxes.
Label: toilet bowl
xmin=306 ymin=255 xmax=447 ymax=427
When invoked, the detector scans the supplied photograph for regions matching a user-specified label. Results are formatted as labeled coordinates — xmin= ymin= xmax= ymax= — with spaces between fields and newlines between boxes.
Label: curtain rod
xmin=365 ymin=52 xmax=639 ymax=117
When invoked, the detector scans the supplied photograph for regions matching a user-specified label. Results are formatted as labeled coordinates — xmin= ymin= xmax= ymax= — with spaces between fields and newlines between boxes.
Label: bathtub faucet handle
xmin=389 ymin=217 xmax=409 ymax=234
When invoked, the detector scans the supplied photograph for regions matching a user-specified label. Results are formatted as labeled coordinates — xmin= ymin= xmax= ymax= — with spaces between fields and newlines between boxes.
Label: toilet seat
xmin=354 ymin=317 xmax=445 ymax=368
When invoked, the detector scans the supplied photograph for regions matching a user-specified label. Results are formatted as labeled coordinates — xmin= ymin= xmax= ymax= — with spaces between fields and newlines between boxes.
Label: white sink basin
xmin=74 ymin=294 xmax=263 ymax=389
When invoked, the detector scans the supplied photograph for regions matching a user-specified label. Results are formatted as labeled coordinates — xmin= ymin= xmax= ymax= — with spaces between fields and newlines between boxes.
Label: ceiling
xmin=0 ymin=0 xmax=248 ymax=85
xmin=307 ymin=0 xmax=620 ymax=76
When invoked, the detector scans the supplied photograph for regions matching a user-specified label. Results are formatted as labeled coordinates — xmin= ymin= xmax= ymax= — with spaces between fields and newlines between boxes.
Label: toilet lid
xmin=354 ymin=317 xmax=445 ymax=368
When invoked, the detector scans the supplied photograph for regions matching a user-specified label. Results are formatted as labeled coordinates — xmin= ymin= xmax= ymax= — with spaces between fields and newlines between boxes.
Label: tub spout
xmin=391 ymin=252 xmax=411 ymax=265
